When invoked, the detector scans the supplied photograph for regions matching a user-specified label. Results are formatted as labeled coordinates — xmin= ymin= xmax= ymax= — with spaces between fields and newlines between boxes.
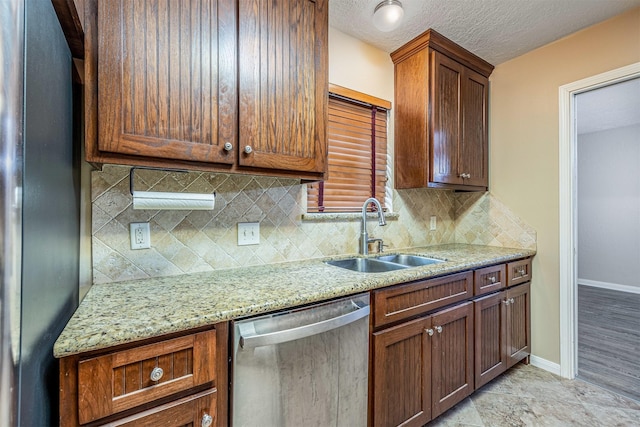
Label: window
xmin=307 ymin=85 xmax=391 ymax=213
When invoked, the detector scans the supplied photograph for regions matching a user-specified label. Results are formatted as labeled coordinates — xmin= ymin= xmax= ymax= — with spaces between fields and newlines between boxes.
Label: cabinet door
xmin=107 ymin=389 xmax=216 ymax=427
xmin=474 ymin=292 xmax=507 ymax=389
xmin=98 ymin=0 xmax=237 ymax=164
xmin=431 ymin=301 xmax=474 ymax=418
xmin=77 ymin=330 xmax=217 ymax=424
xmin=239 ymin=0 xmax=328 ymax=173
xmin=506 ymin=282 xmax=531 ymax=368
xmin=372 ymin=316 xmax=432 ymax=427
xmin=431 ymin=51 xmax=463 ymax=185
xmin=460 ymin=68 xmax=488 ymax=187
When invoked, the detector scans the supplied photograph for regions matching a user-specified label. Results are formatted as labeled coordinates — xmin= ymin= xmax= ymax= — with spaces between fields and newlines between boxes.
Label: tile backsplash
xmin=91 ymin=165 xmax=534 ymax=284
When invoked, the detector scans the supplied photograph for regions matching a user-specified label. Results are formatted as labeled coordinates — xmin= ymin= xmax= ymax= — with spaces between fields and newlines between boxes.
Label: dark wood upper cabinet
xmin=84 ymin=0 xmax=327 ymax=179
xmin=97 ymin=0 xmax=237 ymax=165
xmin=391 ymin=29 xmax=493 ymax=191
xmin=238 ymin=0 xmax=327 ymax=173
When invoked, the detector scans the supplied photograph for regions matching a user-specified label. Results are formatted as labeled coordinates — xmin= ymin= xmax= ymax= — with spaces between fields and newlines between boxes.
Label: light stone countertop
xmin=53 ymin=244 xmax=535 ymax=358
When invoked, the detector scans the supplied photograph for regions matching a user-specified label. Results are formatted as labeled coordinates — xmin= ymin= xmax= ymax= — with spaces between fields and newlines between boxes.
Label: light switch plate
xmin=130 ymin=222 xmax=151 ymax=249
xmin=238 ymin=222 xmax=260 ymax=245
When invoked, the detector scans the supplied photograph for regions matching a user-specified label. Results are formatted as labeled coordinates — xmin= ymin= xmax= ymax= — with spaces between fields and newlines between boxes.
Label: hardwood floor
xmin=577 ymin=284 xmax=640 ymax=402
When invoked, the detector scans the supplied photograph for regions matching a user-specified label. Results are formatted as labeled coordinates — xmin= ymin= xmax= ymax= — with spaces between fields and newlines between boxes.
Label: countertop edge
xmin=54 ymin=244 xmax=536 ymax=358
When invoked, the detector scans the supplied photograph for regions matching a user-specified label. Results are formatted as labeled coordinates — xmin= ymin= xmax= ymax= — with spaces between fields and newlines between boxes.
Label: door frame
xmin=558 ymin=62 xmax=640 ymax=379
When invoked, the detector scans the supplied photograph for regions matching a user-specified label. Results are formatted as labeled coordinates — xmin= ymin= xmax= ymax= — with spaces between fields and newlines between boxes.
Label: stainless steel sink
xmin=325 ymin=254 xmax=445 ymax=273
xmin=325 ymin=258 xmax=408 ymax=273
xmin=374 ymin=254 xmax=445 ymax=267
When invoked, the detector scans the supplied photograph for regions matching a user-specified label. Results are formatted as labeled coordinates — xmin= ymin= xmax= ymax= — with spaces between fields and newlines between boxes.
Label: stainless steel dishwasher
xmin=232 ymin=293 xmax=370 ymax=427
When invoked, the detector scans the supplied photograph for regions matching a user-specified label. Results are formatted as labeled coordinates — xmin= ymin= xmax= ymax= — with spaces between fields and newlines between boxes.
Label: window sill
xmin=302 ymin=212 xmax=399 ymax=222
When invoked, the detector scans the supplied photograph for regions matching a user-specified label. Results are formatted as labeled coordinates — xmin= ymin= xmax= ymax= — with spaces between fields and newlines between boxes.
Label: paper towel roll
xmin=132 ymin=191 xmax=215 ymax=210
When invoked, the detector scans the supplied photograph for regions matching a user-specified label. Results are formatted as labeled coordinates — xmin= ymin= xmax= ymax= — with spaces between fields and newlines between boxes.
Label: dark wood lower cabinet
xmin=370 ymin=259 xmax=532 ymax=427
xmin=474 ymin=292 xmax=507 ymax=388
xmin=372 ymin=316 xmax=432 ymax=427
xmin=106 ymin=389 xmax=216 ymax=427
xmin=371 ymin=302 xmax=474 ymax=426
xmin=506 ymin=282 xmax=531 ymax=368
xmin=474 ymin=282 xmax=531 ymax=389
xmin=431 ymin=302 xmax=474 ymax=418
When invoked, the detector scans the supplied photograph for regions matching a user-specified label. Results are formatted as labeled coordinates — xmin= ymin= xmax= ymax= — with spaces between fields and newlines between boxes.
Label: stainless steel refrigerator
xmin=1 ymin=0 xmax=80 ymax=425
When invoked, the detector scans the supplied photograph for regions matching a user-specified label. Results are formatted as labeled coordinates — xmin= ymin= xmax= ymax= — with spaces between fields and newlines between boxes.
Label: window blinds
xmin=308 ymin=93 xmax=388 ymax=213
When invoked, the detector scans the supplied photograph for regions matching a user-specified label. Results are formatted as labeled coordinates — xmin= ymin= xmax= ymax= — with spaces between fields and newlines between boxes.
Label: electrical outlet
xmin=130 ymin=222 xmax=151 ymax=250
xmin=237 ymin=222 xmax=260 ymax=246
xmin=430 ymin=216 xmax=437 ymax=231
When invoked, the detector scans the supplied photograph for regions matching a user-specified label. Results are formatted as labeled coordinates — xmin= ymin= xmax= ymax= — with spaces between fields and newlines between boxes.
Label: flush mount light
xmin=372 ymin=0 xmax=404 ymax=32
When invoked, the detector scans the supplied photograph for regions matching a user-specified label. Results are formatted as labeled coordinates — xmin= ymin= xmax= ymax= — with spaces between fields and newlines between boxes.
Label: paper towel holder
xmin=129 ymin=167 xmax=216 ymax=211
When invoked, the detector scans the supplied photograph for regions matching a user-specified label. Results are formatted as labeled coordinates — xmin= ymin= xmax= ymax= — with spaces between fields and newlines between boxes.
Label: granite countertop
xmin=53 ymin=244 xmax=535 ymax=358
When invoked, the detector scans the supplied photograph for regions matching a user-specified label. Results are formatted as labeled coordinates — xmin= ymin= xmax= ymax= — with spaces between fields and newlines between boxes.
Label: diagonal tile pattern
xmin=431 ymin=363 xmax=640 ymax=426
xmin=91 ymin=165 xmax=536 ymax=284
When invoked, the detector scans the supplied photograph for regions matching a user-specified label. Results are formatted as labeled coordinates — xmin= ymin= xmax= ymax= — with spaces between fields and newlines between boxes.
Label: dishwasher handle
xmin=239 ymin=302 xmax=370 ymax=349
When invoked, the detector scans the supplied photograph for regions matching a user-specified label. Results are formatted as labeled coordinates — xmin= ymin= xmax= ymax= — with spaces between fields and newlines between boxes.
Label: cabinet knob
xmin=510 ymin=298 xmax=515 ymax=304
xmin=201 ymin=413 xmax=213 ymax=427
xmin=244 ymin=145 xmax=253 ymax=154
xmin=489 ymin=276 xmax=496 ymax=283
xmin=519 ymin=269 xmax=526 ymax=275
xmin=435 ymin=325 xmax=443 ymax=334
xmin=150 ymin=367 xmax=164 ymax=382
xmin=504 ymin=299 xmax=510 ymax=306
xmin=223 ymin=142 xmax=233 ymax=152
xmin=425 ymin=328 xmax=434 ymax=336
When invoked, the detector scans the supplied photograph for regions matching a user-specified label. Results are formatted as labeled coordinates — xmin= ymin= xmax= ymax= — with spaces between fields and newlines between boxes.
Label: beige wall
xmin=489 ymin=7 xmax=640 ymax=364
xmin=328 ymin=27 xmax=394 ymax=101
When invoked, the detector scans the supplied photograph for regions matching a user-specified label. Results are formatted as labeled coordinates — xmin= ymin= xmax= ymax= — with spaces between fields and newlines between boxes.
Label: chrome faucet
xmin=360 ymin=198 xmax=386 ymax=255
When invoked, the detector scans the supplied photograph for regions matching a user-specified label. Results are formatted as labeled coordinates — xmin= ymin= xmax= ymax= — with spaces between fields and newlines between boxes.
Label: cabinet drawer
xmin=78 ymin=329 xmax=217 ymax=424
xmin=103 ymin=388 xmax=216 ymax=427
xmin=506 ymin=258 xmax=532 ymax=286
xmin=373 ymin=271 xmax=473 ymax=327
xmin=473 ymin=264 xmax=506 ymax=296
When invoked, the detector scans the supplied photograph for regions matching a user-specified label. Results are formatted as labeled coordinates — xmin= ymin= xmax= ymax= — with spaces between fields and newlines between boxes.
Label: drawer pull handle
xmin=202 ymin=413 xmax=213 ymax=427
xmin=425 ymin=328 xmax=434 ymax=336
xmin=435 ymin=325 xmax=443 ymax=334
xmin=223 ymin=142 xmax=233 ymax=152
xmin=150 ymin=367 xmax=164 ymax=382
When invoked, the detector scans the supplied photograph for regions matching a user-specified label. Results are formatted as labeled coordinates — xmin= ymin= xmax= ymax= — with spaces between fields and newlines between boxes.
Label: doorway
xmin=558 ymin=63 xmax=640 ymax=385
xmin=574 ymin=78 xmax=640 ymax=400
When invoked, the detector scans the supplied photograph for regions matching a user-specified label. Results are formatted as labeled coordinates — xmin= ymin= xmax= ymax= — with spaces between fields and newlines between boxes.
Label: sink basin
xmin=374 ymin=254 xmax=445 ymax=267
xmin=325 ymin=258 xmax=408 ymax=273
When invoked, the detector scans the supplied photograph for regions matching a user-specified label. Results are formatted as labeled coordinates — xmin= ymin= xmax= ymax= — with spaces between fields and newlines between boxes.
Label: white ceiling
xmin=329 ymin=0 xmax=640 ymax=65
xmin=577 ymin=78 xmax=640 ymax=135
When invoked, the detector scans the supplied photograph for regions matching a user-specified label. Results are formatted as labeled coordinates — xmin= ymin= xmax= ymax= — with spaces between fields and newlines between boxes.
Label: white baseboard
xmin=578 ymin=279 xmax=640 ymax=295
xmin=530 ymin=355 xmax=561 ymax=376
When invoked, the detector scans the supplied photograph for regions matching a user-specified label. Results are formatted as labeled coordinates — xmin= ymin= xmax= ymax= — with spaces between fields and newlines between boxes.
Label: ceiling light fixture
xmin=372 ymin=0 xmax=404 ymax=32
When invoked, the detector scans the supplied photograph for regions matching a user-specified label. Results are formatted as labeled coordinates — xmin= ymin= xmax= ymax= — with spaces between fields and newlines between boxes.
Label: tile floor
xmin=429 ymin=363 xmax=640 ymax=426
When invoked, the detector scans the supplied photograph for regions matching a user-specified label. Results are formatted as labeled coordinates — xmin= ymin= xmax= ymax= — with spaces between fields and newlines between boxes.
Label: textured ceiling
xmin=329 ymin=0 xmax=640 ymax=65
xmin=577 ymin=78 xmax=640 ymax=135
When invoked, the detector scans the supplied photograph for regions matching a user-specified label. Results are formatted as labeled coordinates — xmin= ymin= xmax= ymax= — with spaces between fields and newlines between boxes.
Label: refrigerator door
xmin=0 ymin=1 xmax=25 ymax=424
